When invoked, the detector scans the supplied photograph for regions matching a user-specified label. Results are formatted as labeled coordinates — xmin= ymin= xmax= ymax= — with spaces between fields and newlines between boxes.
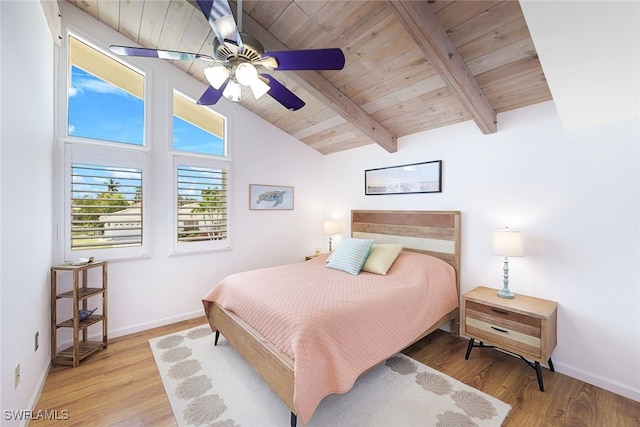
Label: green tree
xmin=106 ymin=178 xmax=120 ymax=192
xmin=72 ymin=181 xmax=130 ymax=235
xmin=190 ymin=187 xmax=225 ymax=238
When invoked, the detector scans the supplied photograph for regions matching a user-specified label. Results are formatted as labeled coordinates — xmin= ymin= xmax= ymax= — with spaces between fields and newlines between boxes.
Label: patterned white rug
xmin=150 ymin=325 xmax=511 ymax=427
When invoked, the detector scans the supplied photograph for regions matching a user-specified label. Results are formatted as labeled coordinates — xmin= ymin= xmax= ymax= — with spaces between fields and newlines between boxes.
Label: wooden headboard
xmin=351 ymin=210 xmax=461 ymax=293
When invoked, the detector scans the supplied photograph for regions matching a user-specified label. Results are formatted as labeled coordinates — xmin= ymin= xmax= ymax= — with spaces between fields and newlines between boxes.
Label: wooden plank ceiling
xmin=64 ymin=0 xmax=551 ymax=155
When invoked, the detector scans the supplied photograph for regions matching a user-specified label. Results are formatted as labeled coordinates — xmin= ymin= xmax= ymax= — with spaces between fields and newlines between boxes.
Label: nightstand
xmin=462 ymin=286 xmax=558 ymax=391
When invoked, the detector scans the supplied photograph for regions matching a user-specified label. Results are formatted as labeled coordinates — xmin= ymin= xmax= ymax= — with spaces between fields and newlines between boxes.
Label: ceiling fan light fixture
xmin=204 ymin=65 xmax=230 ymax=89
xmin=235 ymin=62 xmax=258 ymax=86
xmin=223 ymin=79 xmax=242 ymax=102
xmin=250 ymin=76 xmax=271 ymax=100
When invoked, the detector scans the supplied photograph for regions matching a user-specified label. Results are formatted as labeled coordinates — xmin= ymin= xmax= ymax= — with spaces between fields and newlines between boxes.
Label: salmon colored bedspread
xmin=202 ymin=251 xmax=458 ymax=425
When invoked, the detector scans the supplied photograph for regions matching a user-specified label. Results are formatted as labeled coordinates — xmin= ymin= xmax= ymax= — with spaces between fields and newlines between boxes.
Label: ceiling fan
xmin=109 ymin=0 xmax=345 ymax=111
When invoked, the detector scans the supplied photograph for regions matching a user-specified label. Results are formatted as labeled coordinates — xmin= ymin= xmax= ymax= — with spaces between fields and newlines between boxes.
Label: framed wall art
xmin=249 ymin=184 xmax=294 ymax=210
xmin=364 ymin=160 xmax=442 ymax=195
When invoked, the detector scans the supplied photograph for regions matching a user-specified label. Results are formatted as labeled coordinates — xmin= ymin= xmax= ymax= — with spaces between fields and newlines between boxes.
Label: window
xmin=60 ymin=32 xmax=148 ymax=261
xmin=71 ymin=163 xmax=143 ymax=250
xmin=177 ymin=165 xmax=227 ymax=242
xmin=172 ymin=90 xmax=229 ymax=253
xmin=64 ymin=144 xmax=147 ymax=260
xmin=173 ymin=91 xmax=226 ymax=155
xmin=67 ymin=35 xmax=145 ymax=145
xmin=58 ymin=24 xmax=232 ymax=260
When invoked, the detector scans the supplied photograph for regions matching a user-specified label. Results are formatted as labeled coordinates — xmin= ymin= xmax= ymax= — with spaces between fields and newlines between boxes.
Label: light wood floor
xmin=33 ymin=317 xmax=639 ymax=426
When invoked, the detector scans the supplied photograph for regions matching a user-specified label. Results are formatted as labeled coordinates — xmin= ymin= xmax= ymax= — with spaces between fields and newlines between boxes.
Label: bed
xmin=202 ymin=210 xmax=461 ymax=426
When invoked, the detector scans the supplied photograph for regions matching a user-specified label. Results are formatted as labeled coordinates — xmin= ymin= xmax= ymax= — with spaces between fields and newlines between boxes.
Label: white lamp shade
xmin=204 ymin=65 xmax=230 ymax=89
xmin=222 ymin=80 xmax=242 ymax=101
xmin=249 ymin=76 xmax=271 ymax=100
xmin=235 ymin=63 xmax=258 ymax=86
xmin=492 ymin=229 xmax=524 ymax=257
xmin=323 ymin=220 xmax=341 ymax=235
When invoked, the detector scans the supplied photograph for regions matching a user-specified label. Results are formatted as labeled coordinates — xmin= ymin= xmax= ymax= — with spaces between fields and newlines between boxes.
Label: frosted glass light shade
xmin=250 ymin=77 xmax=270 ymax=99
xmin=235 ymin=63 xmax=258 ymax=86
xmin=222 ymin=80 xmax=242 ymax=101
xmin=492 ymin=229 xmax=524 ymax=257
xmin=204 ymin=65 xmax=230 ymax=89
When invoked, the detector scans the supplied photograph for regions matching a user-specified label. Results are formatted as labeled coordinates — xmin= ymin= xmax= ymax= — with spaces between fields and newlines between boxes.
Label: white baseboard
xmin=24 ymin=362 xmax=52 ymax=427
xmin=108 ymin=309 xmax=205 ymax=339
xmin=554 ymin=361 xmax=640 ymax=402
xmin=458 ymin=333 xmax=639 ymax=403
xmin=54 ymin=310 xmax=205 ymax=352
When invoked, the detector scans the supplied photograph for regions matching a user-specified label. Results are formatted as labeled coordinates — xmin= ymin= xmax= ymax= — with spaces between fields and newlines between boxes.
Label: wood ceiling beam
xmin=228 ymin=5 xmax=398 ymax=153
xmin=386 ymin=0 xmax=497 ymax=134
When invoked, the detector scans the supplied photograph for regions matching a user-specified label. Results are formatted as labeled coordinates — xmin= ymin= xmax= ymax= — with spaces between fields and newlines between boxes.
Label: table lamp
xmin=323 ymin=219 xmax=341 ymax=252
xmin=492 ymin=228 xmax=524 ymax=298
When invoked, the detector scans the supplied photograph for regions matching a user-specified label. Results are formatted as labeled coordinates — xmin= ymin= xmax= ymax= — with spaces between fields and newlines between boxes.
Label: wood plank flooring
xmin=32 ymin=317 xmax=640 ymax=426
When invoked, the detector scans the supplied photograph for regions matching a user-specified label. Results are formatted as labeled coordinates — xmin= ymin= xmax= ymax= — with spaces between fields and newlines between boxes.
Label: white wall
xmin=1 ymin=3 xmax=325 ymax=422
xmin=324 ymin=101 xmax=640 ymax=401
xmin=520 ymin=0 xmax=640 ymax=130
xmin=1 ymin=1 xmax=55 ymax=422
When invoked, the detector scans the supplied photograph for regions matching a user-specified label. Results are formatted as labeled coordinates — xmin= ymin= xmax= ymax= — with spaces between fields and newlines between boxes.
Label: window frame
xmin=56 ymin=27 xmax=153 ymax=262
xmin=172 ymin=90 xmax=227 ymax=157
xmin=171 ymin=154 xmax=231 ymax=255
xmin=61 ymin=30 xmax=151 ymax=149
xmin=170 ymin=89 xmax=231 ymax=255
xmin=56 ymin=16 xmax=234 ymax=263
xmin=63 ymin=143 xmax=149 ymax=261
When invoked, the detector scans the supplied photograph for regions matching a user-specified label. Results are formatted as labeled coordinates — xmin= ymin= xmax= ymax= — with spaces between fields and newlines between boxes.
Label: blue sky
xmin=69 ymin=66 xmax=224 ymax=155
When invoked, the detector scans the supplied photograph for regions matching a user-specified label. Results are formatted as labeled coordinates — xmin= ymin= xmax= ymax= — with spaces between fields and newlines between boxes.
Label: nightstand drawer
xmin=464 ymin=300 xmax=544 ymax=359
xmin=465 ymin=317 xmax=542 ymax=358
xmin=466 ymin=300 xmax=541 ymax=337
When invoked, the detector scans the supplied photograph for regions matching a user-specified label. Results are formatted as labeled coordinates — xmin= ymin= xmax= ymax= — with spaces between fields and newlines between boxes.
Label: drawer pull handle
xmin=491 ymin=308 xmax=509 ymax=315
xmin=491 ymin=326 xmax=508 ymax=333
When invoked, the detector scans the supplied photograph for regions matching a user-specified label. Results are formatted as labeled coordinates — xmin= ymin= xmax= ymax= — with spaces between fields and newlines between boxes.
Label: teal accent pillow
xmin=326 ymin=237 xmax=374 ymax=275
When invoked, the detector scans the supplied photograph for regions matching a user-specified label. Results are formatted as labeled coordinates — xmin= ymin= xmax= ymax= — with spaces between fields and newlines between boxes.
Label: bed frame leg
xmin=290 ymin=412 xmax=297 ymax=427
xmin=214 ymin=331 xmax=220 ymax=346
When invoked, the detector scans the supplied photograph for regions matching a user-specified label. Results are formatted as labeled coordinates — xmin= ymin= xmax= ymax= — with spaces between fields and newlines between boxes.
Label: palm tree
xmin=106 ymin=178 xmax=120 ymax=192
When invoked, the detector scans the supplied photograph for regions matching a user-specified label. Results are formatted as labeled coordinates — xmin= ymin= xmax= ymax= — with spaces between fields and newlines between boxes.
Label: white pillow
xmin=326 ymin=237 xmax=374 ymax=275
xmin=362 ymin=244 xmax=404 ymax=275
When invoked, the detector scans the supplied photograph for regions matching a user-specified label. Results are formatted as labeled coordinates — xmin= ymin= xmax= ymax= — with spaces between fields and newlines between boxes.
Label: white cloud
xmin=70 ymin=74 xmax=132 ymax=98
xmin=80 ymin=78 xmax=125 ymax=95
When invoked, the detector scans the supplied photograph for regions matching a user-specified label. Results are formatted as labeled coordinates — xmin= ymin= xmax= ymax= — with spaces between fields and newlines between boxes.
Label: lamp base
xmin=497 ymin=288 xmax=515 ymax=299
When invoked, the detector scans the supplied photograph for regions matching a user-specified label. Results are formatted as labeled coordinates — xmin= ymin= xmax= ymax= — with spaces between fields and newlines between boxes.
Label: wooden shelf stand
xmin=50 ymin=261 xmax=108 ymax=367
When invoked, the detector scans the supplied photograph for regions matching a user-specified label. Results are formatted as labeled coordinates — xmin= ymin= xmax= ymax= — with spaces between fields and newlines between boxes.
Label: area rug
xmin=150 ymin=325 xmax=511 ymax=426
